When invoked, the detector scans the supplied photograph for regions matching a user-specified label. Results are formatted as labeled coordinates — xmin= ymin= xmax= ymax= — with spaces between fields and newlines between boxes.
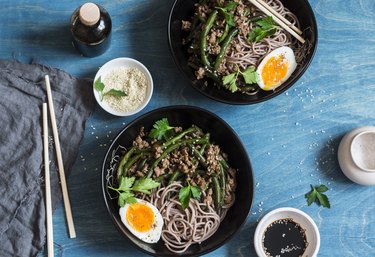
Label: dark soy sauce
xmin=262 ymin=218 xmax=308 ymax=257
xmin=70 ymin=3 xmax=112 ymax=57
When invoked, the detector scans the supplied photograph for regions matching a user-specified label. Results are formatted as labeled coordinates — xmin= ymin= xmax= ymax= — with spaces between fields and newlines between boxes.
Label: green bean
xmin=155 ymin=173 xmax=169 ymax=182
xmin=163 ymin=126 xmax=197 ymax=149
xmin=190 ymin=144 xmax=207 ymax=167
xmin=200 ymin=10 xmax=218 ymax=68
xmin=217 ymin=23 xmax=229 ymax=43
xmin=212 ymin=176 xmax=222 ymax=209
xmin=168 ymin=170 xmax=182 ymax=185
xmin=123 ymin=152 xmax=147 ymax=177
xmin=117 ymin=147 xmax=135 ymax=180
xmin=219 ymin=162 xmax=226 ymax=204
xmin=219 ymin=158 xmax=229 ymax=170
xmin=214 ymin=28 xmax=238 ymax=70
xmin=199 ymin=143 xmax=207 ymax=155
xmin=136 ymin=158 xmax=147 ymax=171
xmin=185 ymin=16 xmax=201 ymax=44
xmin=147 ymin=137 xmax=210 ymax=177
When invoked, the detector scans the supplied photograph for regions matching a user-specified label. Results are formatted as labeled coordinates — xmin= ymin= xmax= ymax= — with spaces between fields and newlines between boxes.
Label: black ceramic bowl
xmin=102 ymin=105 xmax=254 ymax=256
xmin=168 ymin=0 xmax=318 ymax=104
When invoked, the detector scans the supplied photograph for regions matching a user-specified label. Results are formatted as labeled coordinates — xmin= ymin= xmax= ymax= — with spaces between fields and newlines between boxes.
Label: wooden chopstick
xmin=43 ymin=103 xmax=54 ymax=257
xmin=45 ymin=75 xmax=77 ymax=239
xmin=249 ymin=0 xmax=305 ymax=44
xmin=255 ymin=0 xmax=303 ymax=35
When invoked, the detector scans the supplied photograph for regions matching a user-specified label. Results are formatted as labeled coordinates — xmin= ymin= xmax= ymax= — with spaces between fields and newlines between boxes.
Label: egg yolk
xmin=125 ymin=203 xmax=155 ymax=232
xmin=261 ymin=54 xmax=288 ymax=90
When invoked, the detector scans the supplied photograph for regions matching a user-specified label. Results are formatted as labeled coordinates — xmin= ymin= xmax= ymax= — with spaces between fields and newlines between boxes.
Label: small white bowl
xmin=338 ymin=126 xmax=375 ymax=185
xmin=93 ymin=57 xmax=153 ymax=116
xmin=254 ymin=207 xmax=320 ymax=257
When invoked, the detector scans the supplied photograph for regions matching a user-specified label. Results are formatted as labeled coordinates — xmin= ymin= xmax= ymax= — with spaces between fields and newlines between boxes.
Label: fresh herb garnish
xmin=215 ymin=1 xmax=238 ymax=27
xmin=149 ymin=118 xmax=175 ymax=140
xmin=94 ymin=76 xmax=127 ymax=101
xmin=222 ymin=65 xmax=257 ymax=92
xmin=108 ymin=176 xmax=160 ymax=207
xmin=248 ymin=16 xmax=280 ymax=42
xmin=179 ymin=182 xmax=202 ymax=210
xmin=305 ymin=184 xmax=330 ymax=208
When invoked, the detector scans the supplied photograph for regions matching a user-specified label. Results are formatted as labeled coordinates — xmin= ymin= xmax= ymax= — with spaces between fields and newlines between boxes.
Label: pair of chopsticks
xmin=43 ymin=75 xmax=76 ymax=256
xmin=248 ymin=0 xmax=305 ymax=44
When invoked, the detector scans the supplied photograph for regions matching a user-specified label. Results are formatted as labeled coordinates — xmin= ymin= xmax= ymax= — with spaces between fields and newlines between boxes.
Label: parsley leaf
xmin=179 ymin=183 xmax=202 ymax=210
xmin=132 ymin=178 xmax=161 ymax=194
xmin=305 ymin=184 xmax=331 ymax=208
xmin=241 ymin=66 xmax=258 ymax=84
xmin=104 ymin=89 xmax=127 ymax=98
xmin=179 ymin=185 xmax=191 ymax=210
xmin=215 ymin=2 xmax=238 ymax=27
xmin=222 ymin=65 xmax=257 ymax=92
xmin=108 ymin=176 xmax=160 ymax=207
xmin=248 ymin=16 xmax=280 ymax=42
xmin=94 ymin=76 xmax=105 ymax=92
xmin=93 ymin=76 xmax=127 ymax=101
xmin=149 ymin=118 xmax=175 ymax=140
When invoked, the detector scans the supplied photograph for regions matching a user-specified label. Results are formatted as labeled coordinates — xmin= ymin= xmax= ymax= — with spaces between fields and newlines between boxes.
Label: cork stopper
xmin=79 ymin=3 xmax=100 ymax=26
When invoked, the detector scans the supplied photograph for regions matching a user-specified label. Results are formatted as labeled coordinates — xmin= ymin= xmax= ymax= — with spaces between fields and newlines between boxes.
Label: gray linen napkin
xmin=0 ymin=60 xmax=95 ymax=257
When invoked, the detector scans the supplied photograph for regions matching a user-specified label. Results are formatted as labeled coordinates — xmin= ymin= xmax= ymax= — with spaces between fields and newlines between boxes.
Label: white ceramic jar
xmin=337 ymin=126 xmax=375 ymax=185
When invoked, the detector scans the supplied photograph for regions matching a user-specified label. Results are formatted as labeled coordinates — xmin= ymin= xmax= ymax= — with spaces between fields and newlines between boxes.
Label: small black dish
xmin=101 ymin=105 xmax=254 ymax=256
xmin=168 ymin=0 xmax=318 ymax=104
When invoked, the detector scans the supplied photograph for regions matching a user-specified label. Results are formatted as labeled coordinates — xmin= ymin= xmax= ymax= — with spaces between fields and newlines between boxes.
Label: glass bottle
xmin=70 ymin=2 xmax=112 ymax=57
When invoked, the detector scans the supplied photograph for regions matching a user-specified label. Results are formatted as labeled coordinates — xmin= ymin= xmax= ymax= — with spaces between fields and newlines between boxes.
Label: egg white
xmin=119 ymin=198 xmax=164 ymax=243
xmin=256 ymin=46 xmax=297 ymax=91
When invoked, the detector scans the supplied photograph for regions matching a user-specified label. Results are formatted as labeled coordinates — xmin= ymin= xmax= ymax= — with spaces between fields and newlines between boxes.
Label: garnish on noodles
xmin=107 ymin=118 xmax=237 ymax=253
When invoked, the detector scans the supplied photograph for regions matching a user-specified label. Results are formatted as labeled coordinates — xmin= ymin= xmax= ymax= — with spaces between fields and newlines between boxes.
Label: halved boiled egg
xmin=119 ymin=198 xmax=163 ymax=243
xmin=256 ymin=46 xmax=297 ymax=91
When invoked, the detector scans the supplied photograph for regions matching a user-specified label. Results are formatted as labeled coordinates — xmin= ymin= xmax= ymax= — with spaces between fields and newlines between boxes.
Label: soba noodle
xmin=147 ymin=182 xmax=225 ymax=253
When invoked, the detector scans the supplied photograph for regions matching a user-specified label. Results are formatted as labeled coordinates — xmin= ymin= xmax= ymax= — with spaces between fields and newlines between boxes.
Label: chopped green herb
xmin=248 ymin=16 xmax=280 ymax=42
xmin=108 ymin=176 xmax=160 ymax=207
xmin=149 ymin=118 xmax=175 ymax=140
xmin=94 ymin=76 xmax=127 ymax=101
xmin=222 ymin=65 xmax=258 ymax=92
xmin=179 ymin=183 xmax=202 ymax=210
xmin=215 ymin=1 xmax=238 ymax=27
xmin=305 ymin=184 xmax=330 ymax=208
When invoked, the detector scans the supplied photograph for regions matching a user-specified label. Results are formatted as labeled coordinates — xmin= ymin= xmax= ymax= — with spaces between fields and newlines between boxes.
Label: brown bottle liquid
xmin=70 ymin=3 xmax=112 ymax=57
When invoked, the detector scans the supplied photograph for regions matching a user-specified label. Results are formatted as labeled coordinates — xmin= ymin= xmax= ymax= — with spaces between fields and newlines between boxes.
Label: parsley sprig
xmin=108 ymin=176 xmax=160 ymax=207
xmin=94 ymin=76 xmax=127 ymax=101
xmin=305 ymin=184 xmax=331 ymax=208
xmin=149 ymin=118 xmax=175 ymax=140
xmin=215 ymin=1 xmax=238 ymax=27
xmin=222 ymin=65 xmax=257 ymax=92
xmin=179 ymin=182 xmax=202 ymax=210
xmin=248 ymin=16 xmax=280 ymax=42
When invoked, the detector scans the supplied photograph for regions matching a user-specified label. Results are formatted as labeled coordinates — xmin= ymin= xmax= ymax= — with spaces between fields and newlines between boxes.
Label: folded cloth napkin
xmin=0 ymin=60 xmax=95 ymax=257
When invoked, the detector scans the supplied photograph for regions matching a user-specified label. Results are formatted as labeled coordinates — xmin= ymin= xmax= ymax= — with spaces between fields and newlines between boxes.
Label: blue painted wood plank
xmin=0 ymin=0 xmax=374 ymax=256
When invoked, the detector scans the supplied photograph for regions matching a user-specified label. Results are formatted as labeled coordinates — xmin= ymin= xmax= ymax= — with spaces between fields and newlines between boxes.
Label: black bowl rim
xmin=167 ymin=0 xmax=318 ymax=105
xmin=101 ymin=105 xmax=254 ymax=256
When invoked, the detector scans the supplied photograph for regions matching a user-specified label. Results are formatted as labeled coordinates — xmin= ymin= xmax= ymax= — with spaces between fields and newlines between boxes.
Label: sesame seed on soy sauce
xmin=262 ymin=218 xmax=308 ymax=257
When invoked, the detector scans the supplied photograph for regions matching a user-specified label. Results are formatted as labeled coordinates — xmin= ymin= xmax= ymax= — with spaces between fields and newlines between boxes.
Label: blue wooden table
xmin=1 ymin=0 xmax=374 ymax=256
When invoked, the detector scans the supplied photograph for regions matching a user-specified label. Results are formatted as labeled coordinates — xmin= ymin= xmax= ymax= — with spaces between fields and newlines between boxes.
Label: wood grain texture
xmin=0 ymin=0 xmax=374 ymax=256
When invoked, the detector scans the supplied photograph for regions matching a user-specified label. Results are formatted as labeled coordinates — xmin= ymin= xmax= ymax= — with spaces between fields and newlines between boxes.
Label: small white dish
xmin=338 ymin=126 xmax=375 ymax=185
xmin=254 ymin=207 xmax=320 ymax=257
xmin=93 ymin=57 xmax=153 ymax=116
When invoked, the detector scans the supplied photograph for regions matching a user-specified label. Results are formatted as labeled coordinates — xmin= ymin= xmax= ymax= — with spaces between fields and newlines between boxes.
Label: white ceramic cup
xmin=338 ymin=126 xmax=375 ymax=185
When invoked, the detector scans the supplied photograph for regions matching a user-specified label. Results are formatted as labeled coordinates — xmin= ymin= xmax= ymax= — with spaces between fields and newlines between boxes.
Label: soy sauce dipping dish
xmin=168 ymin=0 xmax=318 ymax=104
xmin=254 ymin=207 xmax=320 ymax=257
xmin=93 ymin=57 xmax=153 ymax=116
xmin=101 ymin=105 xmax=254 ymax=256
